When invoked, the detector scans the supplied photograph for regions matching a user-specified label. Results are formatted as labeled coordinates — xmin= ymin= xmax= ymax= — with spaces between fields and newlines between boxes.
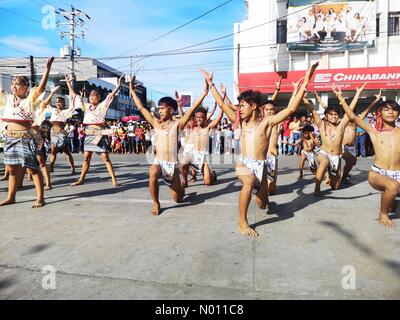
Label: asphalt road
xmin=0 ymin=153 xmax=399 ymax=300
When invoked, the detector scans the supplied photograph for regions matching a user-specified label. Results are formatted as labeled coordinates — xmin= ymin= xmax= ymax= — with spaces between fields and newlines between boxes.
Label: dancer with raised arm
xmin=48 ymin=75 xmax=80 ymax=175
xmin=303 ymin=83 xmax=366 ymax=195
xmin=201 ymin=62 xmax=319 ymax=237
xmin=187 ymin=103 xmax=224 ymax=186
xmin=341 ymin=90 xmax=382 ymax=184
xmin=31 ymin=86 xmax=61 ymax=190
xmin=130 ymin=76 xmax=209 ymax=216
xmin=264 ymin=77 xmax=303 ymax=194
xmin=71 ymin=76 xmax=122 ymax=187
xmin=1 ymin=57 xmax=54 ymax=208
xmin=338 ymin=95 xmax=400 ymax=228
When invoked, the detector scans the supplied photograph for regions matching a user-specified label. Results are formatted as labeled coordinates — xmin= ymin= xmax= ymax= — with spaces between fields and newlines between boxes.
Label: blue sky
xmin=0 ymin=0 xmax=246 ymax=107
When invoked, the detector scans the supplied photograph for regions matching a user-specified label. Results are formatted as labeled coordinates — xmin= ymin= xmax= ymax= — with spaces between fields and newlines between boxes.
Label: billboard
xmin=287 ymin=0 xmax=376 ymax=52
xmin=177 ymin=92 xmax=192 ymax=113
xmin=238 ymin=66 xmax=400 ymax=93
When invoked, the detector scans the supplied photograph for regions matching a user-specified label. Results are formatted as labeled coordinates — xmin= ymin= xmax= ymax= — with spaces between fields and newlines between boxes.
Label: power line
xmin=0 ymin=6 xmax=42 ymax=24
xmin=107 ymin=0 xmax=331 ymax=65
xmin=102 ymin=0 xmax=234 ymax=63
xmin=0 ymin=43 xmax=32 ymax=56
xmin=106 ymin=28 xmax=398 ymax=72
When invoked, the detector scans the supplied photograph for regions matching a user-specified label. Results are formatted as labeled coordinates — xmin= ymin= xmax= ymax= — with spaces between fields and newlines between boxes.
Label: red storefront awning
xmin=238 ymin=66 xmax=400 ymax=94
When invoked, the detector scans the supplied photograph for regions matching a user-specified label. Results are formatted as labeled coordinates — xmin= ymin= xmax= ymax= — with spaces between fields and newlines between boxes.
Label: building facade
xmin=234 ymin=0 xmax=400 ymax=112
xmin=0 ymin=56 xmax=147 ymax=120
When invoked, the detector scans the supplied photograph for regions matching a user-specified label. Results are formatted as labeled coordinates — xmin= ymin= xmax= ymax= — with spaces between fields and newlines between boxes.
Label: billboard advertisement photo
xmin=287 ymin=0 xmax=376 ymax=52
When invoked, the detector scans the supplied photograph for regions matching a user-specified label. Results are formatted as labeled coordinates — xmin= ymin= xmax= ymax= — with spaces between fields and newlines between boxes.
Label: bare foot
xmin=341 ymin=178 xmax=351 ymax=185
xmin=151 ymin=203 xmax=161 ymax=216
xmin=112 ymin=181 xmax=120 ymax=188
xmin=239 ymin=222 xmax=258 ymax=237
xmin=71 ymin=180 xmax=84 ymax=186
xmin=378 ymin=212 xmax=395 ymax=228
xmin=324 ymin=178 xmax=330 ymax=186
xmin=32 ymin=199 xmax=45 ymax=208
xmin=189 ymin=177 xmax=197 ymax=182
xmin=44 ymin=185 xmax=52 ymax=191
xmin=255 ymin=197 xmax=269 ymax=210
xmin=313 ymin=188 xmax=321 ymax=197
xmin=0 ymin=198 xmax=16 ymax=206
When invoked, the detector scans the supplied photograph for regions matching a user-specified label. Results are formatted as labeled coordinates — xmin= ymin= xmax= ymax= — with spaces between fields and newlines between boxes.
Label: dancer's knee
xmin=242 ymin=179 xmax=255 ymax=192
xmin=385 ymin=181 xmax=400 ymax=197
xmin=83 ymin=156 xmax=92 ymax=163
xmin=27 ymin=168 xmax=40 ymax=176
xmin=149 ymin=166 xmax=161 ymax=179
xmin=172 ymin=192 xmax=184 ymax=203
xmin=8 ymin=166 xmax=16 ymax=176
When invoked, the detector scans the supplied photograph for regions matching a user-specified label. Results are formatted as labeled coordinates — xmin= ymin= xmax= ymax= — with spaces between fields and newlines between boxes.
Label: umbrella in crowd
xmin=121 ymin=115 xmax=141 ymax=122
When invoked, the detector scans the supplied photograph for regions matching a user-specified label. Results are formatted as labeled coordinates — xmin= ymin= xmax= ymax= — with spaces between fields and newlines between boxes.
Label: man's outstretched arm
xmin=219 ymin=84 xmax=236 ymax=111
xmin=359 ymin=89 xmax=381 ymax=120
xmin=269 ymin=62 xmax=319 ymax=126
xmin=333 ymin=83 xmax=367 ymax=128
xmin=339 ymin=93 xmax=375 ymax=138
xmin=130 ymin=76 xmax=156 ymax=127
xmin=315 ymin=91 xmax=327 ymax=109
xmin=208 ymin=107 xmax=224 ymax=129
xmin=271 ymin=76 xmax=282 ymax=102
xmin=180 ymin=81 xmax=209 ymax=129
xmin=303 ymin=94 xmax=323 ymax=128
xmin=175 ymin=91 xmax=184 ymax=118
xmin=206 ymin=102 xmax=217 ymax=122
xmin=200 ymin=68 xmax=236 ymax=122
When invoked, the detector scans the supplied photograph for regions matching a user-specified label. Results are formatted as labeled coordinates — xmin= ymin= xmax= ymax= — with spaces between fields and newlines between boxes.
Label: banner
xmin=238 ymin=66 xmax=400 ymax=93
xmin=287 ymin=0 xmax=376 ymax=52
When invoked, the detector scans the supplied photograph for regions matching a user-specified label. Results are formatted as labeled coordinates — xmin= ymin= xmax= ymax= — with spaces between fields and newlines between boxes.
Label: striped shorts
xmin=3 ymin=136 xmax=39 ymax=170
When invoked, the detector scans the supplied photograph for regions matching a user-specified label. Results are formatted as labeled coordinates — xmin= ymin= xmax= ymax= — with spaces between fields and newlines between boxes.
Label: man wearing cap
xmin=130 ymin=76 xmax=209 ymax=216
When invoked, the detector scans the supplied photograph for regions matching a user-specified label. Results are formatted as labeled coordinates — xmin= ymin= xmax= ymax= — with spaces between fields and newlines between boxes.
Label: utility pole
xmin=29 ymin=56 xmax=36 ymax=87
xmin=57 ymin=6 xmax=90 ymax=83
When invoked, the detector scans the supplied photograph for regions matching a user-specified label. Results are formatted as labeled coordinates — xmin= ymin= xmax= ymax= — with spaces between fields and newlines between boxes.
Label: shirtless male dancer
xmin=338 ymin=96 xmax=400 ymax=228
xmin=263 ymin=77 xmax=302 ymax=194
xmin=49 ymin=75 xmax=81 ymax=174
xmin=303 ymin=83 xmax=366 ymax=195
xmin=130 ymin=76 xmax=209 ymax=216
xmin=201 ymin=62 xmax=319 ymax=237
xmin=341 ymin=90 xmax=382 ymax=184
xmin=183 ymin=105 xmax=224 ymax=186
xmin=0 ymin=57 xmax=54 ymax=208
xmin=316 ymin=90 xmax=382 ymax=184
xmin=291 ymin=123 xmax=319 ymax=179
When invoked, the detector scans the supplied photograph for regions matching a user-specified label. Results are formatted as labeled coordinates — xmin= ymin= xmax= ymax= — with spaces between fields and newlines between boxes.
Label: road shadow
xmin=320 ymin=220 xmax=400 ymax=277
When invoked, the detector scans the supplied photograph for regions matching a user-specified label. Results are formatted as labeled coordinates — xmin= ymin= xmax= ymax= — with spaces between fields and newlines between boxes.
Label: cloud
xmin=0 ymin=35 xmax=58 ymax=56
xmin=0 ymin=0 xmax=245 ymax=104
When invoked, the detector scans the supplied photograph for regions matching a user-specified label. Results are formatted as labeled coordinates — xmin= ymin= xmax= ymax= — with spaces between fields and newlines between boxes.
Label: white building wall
xmin=235 ymin=0 xmax=400 ymax=82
